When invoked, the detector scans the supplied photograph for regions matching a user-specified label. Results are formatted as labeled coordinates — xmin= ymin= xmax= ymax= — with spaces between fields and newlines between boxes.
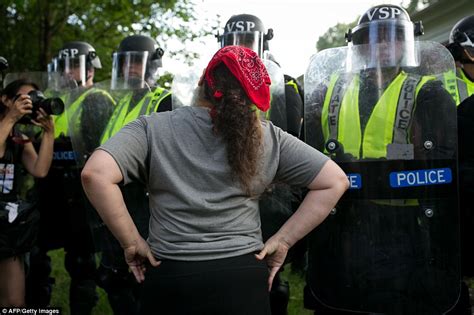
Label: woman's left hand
xmin=123 ymin=237 xmax=161 ymax=283
xmin=31 ymin=108 xmax=54 ymax=134
xmin=255 ymin=235 xmax=290 ymax=291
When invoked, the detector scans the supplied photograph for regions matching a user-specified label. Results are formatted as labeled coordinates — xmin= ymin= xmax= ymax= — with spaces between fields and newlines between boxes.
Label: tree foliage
xmin=316 ymin=20 xmax=357 ymax=52
xmin=405 ymin=0 xmax=438 ymax=14
xmin=0 ymin=0 xmax=218 ymax=81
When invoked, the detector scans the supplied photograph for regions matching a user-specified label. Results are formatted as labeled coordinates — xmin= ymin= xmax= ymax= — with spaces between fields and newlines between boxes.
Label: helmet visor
xmin=352 ymin=20 xmax=415 ymax=45
xmin=53 ymin=55 xmax=86 ymax=86
xmin=351 ymin=20 xmax=418 ymax=68
xmin=112 ymin=51 xmax=148 ymax=90
xmin=145 ymin=59 xmax=162 ymax=86
xmin=221 ymin=31 xmax=264 ymax=57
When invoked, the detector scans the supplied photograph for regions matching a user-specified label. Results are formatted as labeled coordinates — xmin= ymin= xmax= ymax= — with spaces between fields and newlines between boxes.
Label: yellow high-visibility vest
xmin=100 ymin=87 xmax=170 ymax=144
xmin=438 ymin=68 xmax=474 ymax=105
xmin=53 ymin=87 xmax=115 ymax=139
xmin=322 ymin=71 xmax=433 ymax=159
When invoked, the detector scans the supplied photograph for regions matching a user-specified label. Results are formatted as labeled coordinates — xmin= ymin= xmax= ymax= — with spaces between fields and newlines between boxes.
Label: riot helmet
xmin=219 ymin=14 xmax=273 ymax=58
xmin=111 ymin=35 xmax=164 ymax=89
xmin=346 ymin=4 xmax=423 ymax=68
xmin=54 ymin=41 xmax=101 ymax=86
xmin=448 ymin=15 xmax=474 ymax=63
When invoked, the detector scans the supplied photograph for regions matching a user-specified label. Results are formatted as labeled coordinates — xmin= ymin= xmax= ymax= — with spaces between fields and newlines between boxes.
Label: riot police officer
xmin=219 ymin=13 xmax=304 ymax=315
xmin=100 ymin=34 xmax=171 ymax=143
xmin=25 ymin=41 xmax=115 ymax=314
xmin=447 ymin=15 xmax=474 ymax=315
xmin=304 ymin=4 xmax=459 ymax=314
xmin=446 ymin=16 xmax=474 ymax=103
xmin=220 ymin=13 xmax=304 ymax=137
xmin=96 ymin=34 xmax=171 ymax=315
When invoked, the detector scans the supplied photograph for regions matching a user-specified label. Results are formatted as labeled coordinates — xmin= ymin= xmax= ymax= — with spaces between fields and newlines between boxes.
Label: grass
xmin=49 ymin=249 xmax=112 ymax=315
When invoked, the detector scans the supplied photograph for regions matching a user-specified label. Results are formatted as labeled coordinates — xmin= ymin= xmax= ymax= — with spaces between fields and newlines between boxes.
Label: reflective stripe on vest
xmin=322 ymin=73 xmax=358 ymax=154
xmin=100 ymin=87 xmax=170 ymax=144
xmin=438 ymin=68 xmax=474 ymax=105
xmin=53 ymin=87 xmax=114 ymax=139
xmin=322 ymin=72 xmax=432 ymax=159
xmin=457 ymin=68 xmax=474 ymax=102
xmin=286 ymin=79 xmax=300 ymax=94
xmin=437 ymin=70 xmax=461 ymax=105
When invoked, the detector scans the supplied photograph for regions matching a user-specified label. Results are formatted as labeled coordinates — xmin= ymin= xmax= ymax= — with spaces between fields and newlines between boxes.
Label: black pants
xmin=139 ymin=253 xmax=271 ymax=315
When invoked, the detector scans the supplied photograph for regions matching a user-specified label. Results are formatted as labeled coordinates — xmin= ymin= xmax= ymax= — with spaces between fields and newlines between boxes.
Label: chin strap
xmin=461 ymin=48 xmax=474 ymax=64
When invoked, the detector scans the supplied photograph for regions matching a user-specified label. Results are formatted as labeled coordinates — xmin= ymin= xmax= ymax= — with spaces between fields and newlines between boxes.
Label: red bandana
xmin=204 ymin=45 xmax=271 ymax=112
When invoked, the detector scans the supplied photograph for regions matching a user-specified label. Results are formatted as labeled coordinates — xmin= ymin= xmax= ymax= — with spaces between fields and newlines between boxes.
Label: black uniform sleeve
xmin=156 ymin=93 xmax=172 ymax=113
xmin=458 ymin=94 xmax=474 ymax=159
xmin=412 ymin=79 xmax=457 ymax=159
xmin=284 ymin=75 xmax=304 ymax=138
xmin=304 ymin=84 xmax=328 ymax=153
xmin=456 ymin=94 xmax=474 ymax=275
xmin=284 ymin=83 xmax=303 ymax=138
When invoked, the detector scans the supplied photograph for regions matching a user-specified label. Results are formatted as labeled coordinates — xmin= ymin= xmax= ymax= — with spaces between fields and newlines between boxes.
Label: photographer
xmin=25 ymin=41 xmax=115 ymax=314
xmin=0 ymin=79 xmax=54 ymax=306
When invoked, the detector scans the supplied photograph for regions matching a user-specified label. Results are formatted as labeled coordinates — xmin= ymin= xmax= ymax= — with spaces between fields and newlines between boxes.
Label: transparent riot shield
xmin=304 ymin=41 xmax=460 ymax=315
xmin=263 ymin=59 xmax=287 ymax=130
xmin=98 ymin=78 xmax=151 ymax=146
xmin=259 ymin=60 xmax=297 ymax=257
xmin=68 ymin=80 xmax=151 ymax=276
xmin=66 ymin=80 xmax=117 ymax=167
xmin=171 ymin=65 xmax=201 ymax=109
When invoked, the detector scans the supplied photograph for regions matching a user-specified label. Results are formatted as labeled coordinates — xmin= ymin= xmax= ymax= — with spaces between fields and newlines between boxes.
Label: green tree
xmin=316 ymin=20 xmax=357 ymax=52
xmin=405 ymin=0 xmax=438 ymax=14
xmin=0 ymin=0 xmax=218 ymax=82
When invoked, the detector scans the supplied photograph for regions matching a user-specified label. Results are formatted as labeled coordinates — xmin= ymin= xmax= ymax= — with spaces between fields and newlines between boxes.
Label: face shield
xmin=111 ymin=51 xmax=149 ymax=90
xmin=350 ymin=19 xmax=418 ymax=68
xmin=53 ymin=55 xmax=87 ymax=86
xmin=220 ymin=31 xmax=265 ymax=57
xmin=145 ymin=58 xmax=162 ymax=86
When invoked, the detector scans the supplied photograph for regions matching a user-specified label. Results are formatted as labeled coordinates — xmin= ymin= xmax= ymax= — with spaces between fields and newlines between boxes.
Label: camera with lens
xmin=18 ymin=90 xmax=64 ymax=124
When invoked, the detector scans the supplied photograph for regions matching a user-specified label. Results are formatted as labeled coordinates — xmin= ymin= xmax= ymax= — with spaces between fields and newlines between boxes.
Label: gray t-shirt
xmin=100 ymin=106 xmax=329 ymax=261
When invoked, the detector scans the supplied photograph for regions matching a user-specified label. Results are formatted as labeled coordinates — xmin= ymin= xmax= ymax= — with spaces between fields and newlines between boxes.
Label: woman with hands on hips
xmin=81 ymin=45 xmax=349 ymax=315
xmin=0 ymin=79 xmax=54 ymax=306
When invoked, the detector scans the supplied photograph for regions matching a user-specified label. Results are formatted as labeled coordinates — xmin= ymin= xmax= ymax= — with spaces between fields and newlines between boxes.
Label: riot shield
xmin=259 ymin=60 xmax=296 ymax=253
xmin=304 ymin=41 xmax=460 ymax=315
xmin=66 ymin=80 xmax=117 ymax=167
xmin=69 ymin=80 xmax=151 ymax=277
xmin=171 ymin=65 xmax=201 ymax=108
xmin=263 ymin=59 xmax=287 ymax=130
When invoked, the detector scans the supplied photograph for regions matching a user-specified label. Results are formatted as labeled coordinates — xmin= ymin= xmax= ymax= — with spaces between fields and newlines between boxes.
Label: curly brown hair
xmin=204 ymin=64 xmax=263 ymax=195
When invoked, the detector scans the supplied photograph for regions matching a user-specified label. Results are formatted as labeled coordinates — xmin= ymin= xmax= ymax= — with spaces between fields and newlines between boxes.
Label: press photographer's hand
xmin=7 ymin=94 xmax=33 ymax=122
xmin=31 ymin=108 xmax=54 ymax=134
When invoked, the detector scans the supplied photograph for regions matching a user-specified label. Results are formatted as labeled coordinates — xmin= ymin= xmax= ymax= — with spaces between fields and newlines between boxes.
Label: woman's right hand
xmin=6 ymin=94 xmax=33 ymax=123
